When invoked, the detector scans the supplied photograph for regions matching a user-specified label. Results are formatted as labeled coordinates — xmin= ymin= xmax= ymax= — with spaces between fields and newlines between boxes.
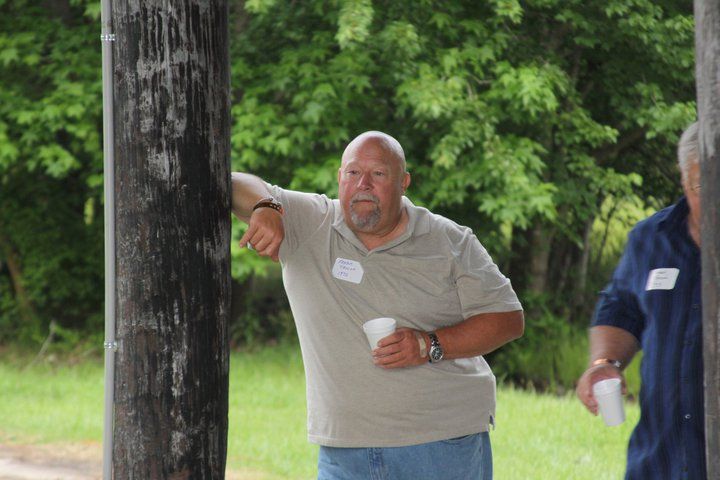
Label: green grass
xmin=227 ymin=345 xmax=317 ymax=479
xmin=0 ymin=344 xmax=637 ymax=479
xmin=494 ymin=388 xmax=636 ymax=479
xmin=0 ymin=355 xmax=105 ymax=443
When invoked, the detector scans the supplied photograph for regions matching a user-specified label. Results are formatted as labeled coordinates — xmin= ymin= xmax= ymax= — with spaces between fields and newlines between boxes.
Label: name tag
xmin=332 ymin=258 xmax=364 ymax=284
xmin=646 ymin=268 xmax=679 ymax=290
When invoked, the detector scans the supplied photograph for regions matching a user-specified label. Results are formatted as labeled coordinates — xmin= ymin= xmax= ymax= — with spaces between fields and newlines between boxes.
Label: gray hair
xmin=343 ymin=131 xmax=407 ymax=172
xmin=678 ymin=121 xmax=699 ymax=181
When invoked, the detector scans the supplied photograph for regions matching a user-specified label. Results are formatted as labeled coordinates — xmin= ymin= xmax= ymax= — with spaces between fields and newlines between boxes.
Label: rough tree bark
xmin=111 ymin=1 xmax=231 ymax=478
xmin=694 ymin=0 xmax=720 ymax=477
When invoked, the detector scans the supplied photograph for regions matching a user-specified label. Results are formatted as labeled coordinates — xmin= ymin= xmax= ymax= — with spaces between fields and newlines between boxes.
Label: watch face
xmin=430 ymin=347 xmax=443 ymax=362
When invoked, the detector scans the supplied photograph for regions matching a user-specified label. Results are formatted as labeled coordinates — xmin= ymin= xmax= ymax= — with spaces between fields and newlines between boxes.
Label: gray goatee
xmin=350 ymin=193 xmax=381 ymax=231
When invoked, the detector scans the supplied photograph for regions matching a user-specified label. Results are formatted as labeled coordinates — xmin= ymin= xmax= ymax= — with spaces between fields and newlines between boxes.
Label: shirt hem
xmin=307 ymin=425 xmax=491 ymax=448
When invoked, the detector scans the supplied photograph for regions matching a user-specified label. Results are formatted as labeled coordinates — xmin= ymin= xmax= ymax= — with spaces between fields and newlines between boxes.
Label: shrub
xmin=489 ymin=309 xmax=642 ymax=398
xmin=489 ymin=312 xmax=588 ymax=392
xmin=229 ymin=266 xmax=296 ymax=347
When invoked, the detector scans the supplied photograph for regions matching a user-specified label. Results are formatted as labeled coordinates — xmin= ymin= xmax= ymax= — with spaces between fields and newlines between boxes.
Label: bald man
xmin=232 ymin=131 xmax=524 ymax=480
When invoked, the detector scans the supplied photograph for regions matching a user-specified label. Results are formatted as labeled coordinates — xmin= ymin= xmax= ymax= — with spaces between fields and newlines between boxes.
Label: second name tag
xmin=332 ymin=258 xmax=364 ymax=284
xmin=646 ymin=268 xmax=679 ymax=290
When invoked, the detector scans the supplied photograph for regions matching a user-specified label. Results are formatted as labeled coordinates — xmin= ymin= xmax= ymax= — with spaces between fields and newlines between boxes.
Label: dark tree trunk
xmin=572 ymin=215 xmax=595 ymax=314
xmin=111 ymin=1 xmax=231 ymax=478
xmin=0 ymin=233 xmax=37 ymax=324
xmin=695 ymin=1 xmax=720 ymax=477
xmin=528 ymin=222 xmax=552 ymax=295
xmin=508 ymin=226 xmax=532 ymax=294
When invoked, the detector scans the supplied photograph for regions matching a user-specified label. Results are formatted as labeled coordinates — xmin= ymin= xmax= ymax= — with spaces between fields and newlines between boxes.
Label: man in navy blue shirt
xmin=576 ymin=121 xmax=704 ymax=479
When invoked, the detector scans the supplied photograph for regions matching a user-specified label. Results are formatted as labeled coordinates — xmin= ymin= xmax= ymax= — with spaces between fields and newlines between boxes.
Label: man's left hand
xmin=372 ymin=328 xmax=426 ymax=369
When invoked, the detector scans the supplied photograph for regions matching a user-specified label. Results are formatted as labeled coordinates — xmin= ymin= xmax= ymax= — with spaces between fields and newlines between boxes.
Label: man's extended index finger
xmin=239 ymin=224 xmax=257 ymax=247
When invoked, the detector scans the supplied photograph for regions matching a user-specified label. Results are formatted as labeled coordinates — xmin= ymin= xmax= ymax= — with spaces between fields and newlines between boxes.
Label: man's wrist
xmin=252 ymin=197 xmax=284 ymax=215
xmin=591 ymin=358 xmax=622 ymax=369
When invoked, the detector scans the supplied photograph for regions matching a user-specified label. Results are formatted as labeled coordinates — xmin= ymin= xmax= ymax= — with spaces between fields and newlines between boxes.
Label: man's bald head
xmin=341 ymin=131 xmax=406 ymax=173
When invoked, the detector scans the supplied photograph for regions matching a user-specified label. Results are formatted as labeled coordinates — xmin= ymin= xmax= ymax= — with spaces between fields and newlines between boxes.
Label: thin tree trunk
xmin=508 ymin=227 xmax=532 ymax=294
xmin=571 ymin=217 xmax=595 ymax=318
xmin=528 ymin=222 xmax=552 ymax=295
xmin=0 ymin=233 xmax=37 ymax=323
xmin=695 ymin=0 xmax=720 ymax=477
xmin=572 ymin=216 xmax=594 ymax=312
xmin=554 ymin=248 xmax=573 ymax=303
xmin=592 ymin=197 xmax=617 ymax=274
xmin=111 ymin=1 xmax=231 ymax=478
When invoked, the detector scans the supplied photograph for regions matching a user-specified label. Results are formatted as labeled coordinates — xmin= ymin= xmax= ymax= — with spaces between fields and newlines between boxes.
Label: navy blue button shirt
xmin=593 ymin=197 xmax=704 ymax=480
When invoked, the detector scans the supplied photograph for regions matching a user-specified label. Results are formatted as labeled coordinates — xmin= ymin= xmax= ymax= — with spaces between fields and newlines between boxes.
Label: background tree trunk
xmin=694 ymin=0 xmax=720 ymax=477
xmin=111 ymin=1 xmax=231 ymax=478
xmin=528 ymin=222 xmax=552 ymax=295
xmin=572 ymin=216 xmax=595 ymax=315
xmin=0 ymin=234 xmax=37 ymax=324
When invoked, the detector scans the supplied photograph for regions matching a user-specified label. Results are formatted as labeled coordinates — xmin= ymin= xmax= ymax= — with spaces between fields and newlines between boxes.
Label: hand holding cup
xmin=592 ymin=378 xmax=625 ymax=426
xmin=362 ymin=317 xmax=396 ymax=349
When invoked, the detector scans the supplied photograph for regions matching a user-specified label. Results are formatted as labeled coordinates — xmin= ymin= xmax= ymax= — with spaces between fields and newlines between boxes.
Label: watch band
xmin=591 ymin=358 xmax=622 ymax=369
xmin=252 ymin=197 xmax=284 ymax=215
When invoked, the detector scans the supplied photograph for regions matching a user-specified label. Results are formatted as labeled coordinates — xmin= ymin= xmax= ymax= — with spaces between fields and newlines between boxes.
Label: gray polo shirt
xmin=270 ymin=185 xmax=522 ymax=447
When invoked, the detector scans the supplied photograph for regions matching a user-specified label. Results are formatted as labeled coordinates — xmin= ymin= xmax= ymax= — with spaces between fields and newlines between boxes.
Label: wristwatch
xmin=428 ymin=332 xmax=444 ymax=363
xmin=252 ymin=197 xmax=284 ymax=215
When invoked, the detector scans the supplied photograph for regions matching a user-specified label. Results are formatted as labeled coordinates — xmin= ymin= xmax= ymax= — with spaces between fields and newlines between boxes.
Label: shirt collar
xmin=659 ymin=196 xmax=689 ymax=233
xmin=332 ymin=196 xmax=430 ymax=253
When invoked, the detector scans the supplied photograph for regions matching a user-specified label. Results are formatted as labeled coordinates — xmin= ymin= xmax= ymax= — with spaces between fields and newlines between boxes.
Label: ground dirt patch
xmin=0 ymin=442 xmax=276 ymax=480
xmin=0 ymin=443 xmax=101 ymax=480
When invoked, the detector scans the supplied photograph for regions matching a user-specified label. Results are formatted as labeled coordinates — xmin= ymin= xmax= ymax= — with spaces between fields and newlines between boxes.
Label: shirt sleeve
xmin=267 ymin=185 xmax=333 ymax=260
xmin=454 ymin=228 xmax=523 ymax=318
xmin=592 ymin=230 xmax=646 ymax=342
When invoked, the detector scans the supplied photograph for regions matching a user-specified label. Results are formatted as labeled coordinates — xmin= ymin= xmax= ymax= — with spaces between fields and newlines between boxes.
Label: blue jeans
xmin=317 ymin=432 xmax=492 ymax=480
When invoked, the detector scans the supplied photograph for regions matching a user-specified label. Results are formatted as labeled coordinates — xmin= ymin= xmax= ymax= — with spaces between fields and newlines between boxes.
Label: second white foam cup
xmin=362 ymin=317 xmax=397 ymax=349
xmin=593 ymin=378 xmax=625 ymax=427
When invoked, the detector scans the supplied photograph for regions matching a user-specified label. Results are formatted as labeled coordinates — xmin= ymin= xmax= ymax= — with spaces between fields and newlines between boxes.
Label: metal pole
xmin=100 ymin=0 xmax=117 ymax=478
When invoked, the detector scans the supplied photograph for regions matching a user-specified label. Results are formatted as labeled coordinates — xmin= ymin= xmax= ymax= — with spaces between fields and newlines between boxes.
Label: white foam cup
xmin=593 ymin=378 xmax=625 ymax=427
xmin=362 ymin=317 xmax=397 ymax=349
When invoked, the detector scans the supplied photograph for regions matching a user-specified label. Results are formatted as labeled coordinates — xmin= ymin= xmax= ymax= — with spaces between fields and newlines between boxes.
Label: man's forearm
xmin=231 ymin=172 xmax=274 ymax=222
xmin=431 ymin=310 xmax=524 ymax=359
xmin=588 ymin=325 xmax=640 ymax=369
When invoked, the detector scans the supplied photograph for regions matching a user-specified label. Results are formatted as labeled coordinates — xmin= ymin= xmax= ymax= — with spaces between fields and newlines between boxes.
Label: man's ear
xmin=402 ymin=172 xmax=411 ymax=192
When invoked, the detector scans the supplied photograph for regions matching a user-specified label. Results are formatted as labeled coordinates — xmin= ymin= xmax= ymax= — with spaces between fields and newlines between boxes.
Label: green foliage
xmin=336 ymin=0 xmax=374 ymax=50
xmin=0 ymin=0 xmax=104 ymax=344
xmin=229 ymin=266 xmax=296 ymax=347
xmin=589 ymin=194 xmax=658 ymax=285
xmin=230 ymin=0 xmax=694 ymax=249
xmin=489 ymin=290 xmax=644 ymax=395
xmin=230 ymin=307 xmax=296 ymax=348
xmin=490 ymin=306 xmax=589 ymax=391
xmin=623 ymin=351 xmax=642 ymax=399
xmin=0 ymin=174 xmax=104 ymax=344
xmin=0 ymin=0 xmax=697 ymax=357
